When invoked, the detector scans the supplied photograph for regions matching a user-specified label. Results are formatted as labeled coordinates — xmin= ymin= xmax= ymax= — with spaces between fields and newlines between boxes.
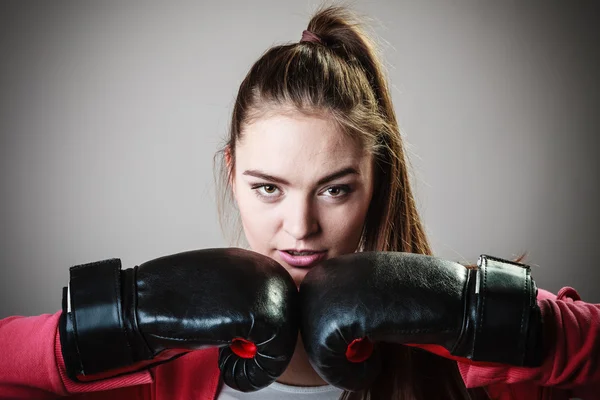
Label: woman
xmin=1 ymin=4 xmax=598 ymax=400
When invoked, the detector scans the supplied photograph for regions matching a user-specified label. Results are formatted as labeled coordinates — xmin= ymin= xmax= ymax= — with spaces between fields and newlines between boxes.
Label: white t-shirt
xmin=218 ymin=381 xmax=344 ymax=399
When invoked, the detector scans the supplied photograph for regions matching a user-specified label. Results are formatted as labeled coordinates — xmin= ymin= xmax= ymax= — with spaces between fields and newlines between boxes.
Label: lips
xmin=278 ymin=250 xmax=327 ymax=268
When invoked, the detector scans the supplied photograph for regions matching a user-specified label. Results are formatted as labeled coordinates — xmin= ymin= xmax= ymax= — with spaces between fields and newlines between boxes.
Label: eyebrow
xmin=242 ymin=166 xmax=359 ymax=186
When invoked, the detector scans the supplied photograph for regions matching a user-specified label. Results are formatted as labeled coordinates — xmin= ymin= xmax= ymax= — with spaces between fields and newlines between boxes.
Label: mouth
xmin=278 ymin=249 xmax=327 ymax=268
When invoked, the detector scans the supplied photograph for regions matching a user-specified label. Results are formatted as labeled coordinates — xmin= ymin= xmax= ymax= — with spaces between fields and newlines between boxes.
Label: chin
xmin=286 ymin=267 xmax=309 ymax=288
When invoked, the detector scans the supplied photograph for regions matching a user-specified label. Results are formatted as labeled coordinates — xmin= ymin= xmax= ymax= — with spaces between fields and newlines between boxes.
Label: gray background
xmin=1 ymin=0 xmax=598 ymax=318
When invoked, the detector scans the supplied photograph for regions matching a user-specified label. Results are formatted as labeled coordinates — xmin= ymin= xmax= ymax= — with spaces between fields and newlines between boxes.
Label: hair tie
xmin=300 ymin=29 xmax=324 ymax=45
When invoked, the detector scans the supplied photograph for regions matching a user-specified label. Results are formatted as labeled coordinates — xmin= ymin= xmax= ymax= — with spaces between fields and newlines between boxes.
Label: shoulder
xmin=537 ymin=286 xmax=584 ymax=302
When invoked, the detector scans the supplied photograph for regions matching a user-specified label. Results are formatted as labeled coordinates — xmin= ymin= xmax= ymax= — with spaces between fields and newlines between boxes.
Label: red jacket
xmin=1 ymin=287 xmax=598 ymax=400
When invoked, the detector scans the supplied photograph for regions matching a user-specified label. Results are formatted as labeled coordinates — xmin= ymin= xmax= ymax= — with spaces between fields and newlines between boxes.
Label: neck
xmin=276 ymin=334 xmax=328 ymax=387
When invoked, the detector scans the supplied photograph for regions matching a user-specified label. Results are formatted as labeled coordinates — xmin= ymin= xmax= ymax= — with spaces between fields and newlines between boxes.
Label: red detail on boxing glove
xmin=346 ymin=337 xmax=373 ymax=363
xmin=230 ymin=338 xmax=257 ymax=359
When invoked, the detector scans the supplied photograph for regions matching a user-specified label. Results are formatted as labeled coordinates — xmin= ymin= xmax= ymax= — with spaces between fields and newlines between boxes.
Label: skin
xmin=230 ymin=110 xmax=375 ymax=386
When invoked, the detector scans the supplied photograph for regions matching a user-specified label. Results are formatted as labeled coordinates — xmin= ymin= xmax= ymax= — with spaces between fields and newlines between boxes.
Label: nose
xmin=283 ymin=196 xmax=320 ymax=240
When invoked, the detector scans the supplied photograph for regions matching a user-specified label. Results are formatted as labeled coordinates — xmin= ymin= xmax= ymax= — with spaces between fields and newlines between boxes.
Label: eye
xmin=322 ymin=185 xmax=352 ymax=198
xmin=262 ymin=185 xmax=278 ymax=194
xmin=251 ymin=184 xmax=281 ymax=198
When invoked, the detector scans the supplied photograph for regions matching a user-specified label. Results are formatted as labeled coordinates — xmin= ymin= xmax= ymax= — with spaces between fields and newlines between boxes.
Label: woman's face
xmin=232 ymin=111 xmax=374 ymax=286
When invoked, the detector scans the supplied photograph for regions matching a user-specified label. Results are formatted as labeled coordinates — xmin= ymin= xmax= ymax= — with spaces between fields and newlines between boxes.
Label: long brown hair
xmin=214 ymin=4 xmax=502 ymax=399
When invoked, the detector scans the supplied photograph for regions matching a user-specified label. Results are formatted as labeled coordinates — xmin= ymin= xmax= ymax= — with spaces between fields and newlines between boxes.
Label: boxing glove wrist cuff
xmin=59 ymin=258 xmax=137 ymax=379
xmin=454 ymin=254 xmax=543 ymax=366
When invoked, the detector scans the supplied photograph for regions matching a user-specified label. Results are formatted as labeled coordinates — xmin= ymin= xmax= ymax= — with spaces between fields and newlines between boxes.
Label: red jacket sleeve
xmin=0 ymin=311 xmax=153 ymax=399
xmin=457 ymin=287 xmax=600 ymax=389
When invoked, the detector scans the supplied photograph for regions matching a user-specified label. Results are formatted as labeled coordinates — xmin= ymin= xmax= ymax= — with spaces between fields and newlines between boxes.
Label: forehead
xmin=237 ymin=113 xmax=368 ymax=178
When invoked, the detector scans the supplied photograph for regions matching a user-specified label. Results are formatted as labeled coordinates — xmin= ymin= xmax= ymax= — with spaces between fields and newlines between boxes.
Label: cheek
xmin=236 ymin=191 xmax=278 ymax=250
xmin=321 ymin=201 xmax=369 ymax=250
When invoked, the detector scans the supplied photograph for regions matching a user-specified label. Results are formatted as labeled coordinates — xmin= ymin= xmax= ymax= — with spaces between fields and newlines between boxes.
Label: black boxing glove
xmin=59 ymin=247 xmax=298 ymax=392
xmin=299 ymin=252 xmax=544 ymax=391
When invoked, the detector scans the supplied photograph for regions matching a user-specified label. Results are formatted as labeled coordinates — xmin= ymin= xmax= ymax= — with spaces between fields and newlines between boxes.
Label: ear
xmin=224 ymin=144 xmax=232 ymax=170
xmin=224 ymin=144 xmax=236 ymax=198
